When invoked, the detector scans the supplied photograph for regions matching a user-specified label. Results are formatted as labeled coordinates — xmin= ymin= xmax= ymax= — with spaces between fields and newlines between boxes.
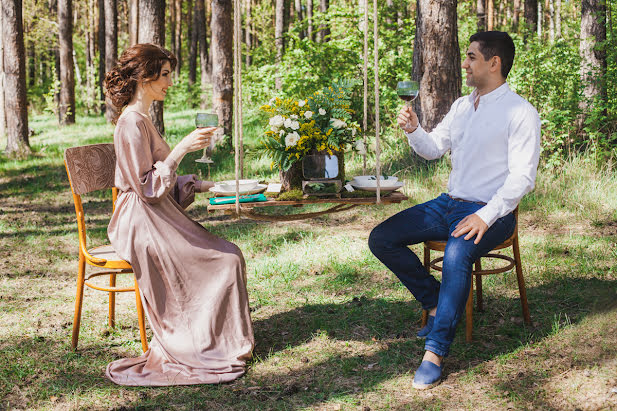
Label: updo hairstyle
xmin=104 ymin=43 xmax=177 ymax=123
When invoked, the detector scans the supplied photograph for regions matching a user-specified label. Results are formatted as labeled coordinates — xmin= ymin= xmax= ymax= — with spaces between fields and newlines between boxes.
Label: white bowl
xmin=215 ymin=179 xmax=259 ymax=192
xmin=351 ymin=175 xmax=399 ymax=187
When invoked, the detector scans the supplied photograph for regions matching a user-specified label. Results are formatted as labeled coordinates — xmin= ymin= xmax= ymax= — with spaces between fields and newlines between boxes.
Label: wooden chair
xmin=64 ymin=143 xmax=148 ymax=352
xmin=422 ymin=207 xmax=531 ymax=342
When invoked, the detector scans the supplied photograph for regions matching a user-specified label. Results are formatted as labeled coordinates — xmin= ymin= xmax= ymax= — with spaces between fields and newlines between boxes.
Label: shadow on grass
xmin=0 ymin=162 xmax=69 ymax=198
xmin=1 ymin=277 xmax=615 ymax=409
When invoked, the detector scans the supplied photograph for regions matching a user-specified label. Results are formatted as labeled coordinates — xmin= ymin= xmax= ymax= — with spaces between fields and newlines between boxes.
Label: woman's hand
xmin=168 ymin=127 xmax=217 ymax=166
xmin=178 ymin=127 xmax=217 ymax=154
xmin=397 ymin=105 xmax=419 ymax=133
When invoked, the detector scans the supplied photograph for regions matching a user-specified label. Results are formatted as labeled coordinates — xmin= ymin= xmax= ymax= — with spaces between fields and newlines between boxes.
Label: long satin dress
xmin=106 ymin=111 xmax=254 ymax=386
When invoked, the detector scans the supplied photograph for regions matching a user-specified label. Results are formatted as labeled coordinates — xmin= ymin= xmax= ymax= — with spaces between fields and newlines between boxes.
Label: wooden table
xmin=207 ymin=191 xmax=409 ymax=221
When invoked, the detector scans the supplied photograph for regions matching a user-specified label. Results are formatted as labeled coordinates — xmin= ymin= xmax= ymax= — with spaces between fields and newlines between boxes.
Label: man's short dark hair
xmin=469 ymin=31 xmax=515 ymax=79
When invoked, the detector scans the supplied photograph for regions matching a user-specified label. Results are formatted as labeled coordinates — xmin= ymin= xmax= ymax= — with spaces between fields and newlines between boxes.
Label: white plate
xmin=350 ymin=182 xmax=404 ymax=192
xmin=215 ymin=179 xmax=260 ymax=192
xmin=209 ymin=183 xmax=267 ymax=196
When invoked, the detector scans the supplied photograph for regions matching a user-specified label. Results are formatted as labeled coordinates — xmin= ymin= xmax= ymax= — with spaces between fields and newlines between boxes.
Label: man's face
xmin=462 ymin=41 xmax=494 ymax=89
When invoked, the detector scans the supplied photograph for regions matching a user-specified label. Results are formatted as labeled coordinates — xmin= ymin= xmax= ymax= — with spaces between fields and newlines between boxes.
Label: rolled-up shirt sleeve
xmin=114 ymin=115 xmax=178 ymax=204
xmin=475 ymin=104 xmax=541 ymax=227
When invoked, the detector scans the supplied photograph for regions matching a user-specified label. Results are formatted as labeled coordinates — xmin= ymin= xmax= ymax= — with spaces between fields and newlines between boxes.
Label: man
xmin=368 ymin=31 xmax=541 ymax=390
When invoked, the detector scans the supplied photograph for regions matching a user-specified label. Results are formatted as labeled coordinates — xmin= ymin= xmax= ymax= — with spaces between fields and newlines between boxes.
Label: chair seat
xmin=87 ymin=244 xmax=131 ymax=268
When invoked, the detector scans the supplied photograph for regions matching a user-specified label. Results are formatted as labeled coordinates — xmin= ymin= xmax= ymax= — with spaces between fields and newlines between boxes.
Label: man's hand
xmin=397 ymin=105 xmax=419 ymax=133
xmin=451 ymin=214 xmax=488 ymax=244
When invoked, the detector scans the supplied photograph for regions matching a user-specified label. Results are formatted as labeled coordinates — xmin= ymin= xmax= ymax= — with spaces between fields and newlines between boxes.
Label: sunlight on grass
xmin=1 ymin=112 xmax=616 ymax=409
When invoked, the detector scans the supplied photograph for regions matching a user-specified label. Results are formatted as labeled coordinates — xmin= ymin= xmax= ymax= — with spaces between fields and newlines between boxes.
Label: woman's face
xmin=144 ymin=61 xmax=173 ymax=101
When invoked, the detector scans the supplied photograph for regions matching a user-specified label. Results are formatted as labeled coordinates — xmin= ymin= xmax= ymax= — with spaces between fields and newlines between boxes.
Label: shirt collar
xmin=469 ymin=82 xmax=510 ymax=105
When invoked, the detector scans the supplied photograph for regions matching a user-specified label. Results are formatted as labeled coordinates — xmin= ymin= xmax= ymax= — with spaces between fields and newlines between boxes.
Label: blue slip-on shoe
xmin=416 ymin=315 xmax=435 ymax=338
xmin=412 ymin=360 xmax=443 ymax=390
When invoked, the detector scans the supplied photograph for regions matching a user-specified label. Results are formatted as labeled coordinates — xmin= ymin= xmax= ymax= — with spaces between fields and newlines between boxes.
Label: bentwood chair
xmin=422 ymin=207 xmax=531 ymax=342
xmin=64 ymin=143 xmax=148 ymax=352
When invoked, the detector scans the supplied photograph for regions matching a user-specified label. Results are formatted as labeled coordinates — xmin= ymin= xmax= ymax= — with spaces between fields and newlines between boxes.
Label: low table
xmin=206 ymin=191 xmax=409 ymax=221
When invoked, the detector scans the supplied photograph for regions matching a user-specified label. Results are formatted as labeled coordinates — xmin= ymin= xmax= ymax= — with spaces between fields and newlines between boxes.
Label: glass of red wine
xmin=397 ymin=80 xmax=420 ymax=106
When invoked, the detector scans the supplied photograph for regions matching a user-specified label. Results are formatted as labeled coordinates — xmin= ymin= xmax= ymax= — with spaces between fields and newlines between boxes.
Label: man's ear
xmin=490 ymin=56 xmax=502 ymax=74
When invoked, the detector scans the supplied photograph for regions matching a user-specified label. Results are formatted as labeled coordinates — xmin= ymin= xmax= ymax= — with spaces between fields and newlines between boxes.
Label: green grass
xmin=1 ymin=112 xmax=616 ymax=410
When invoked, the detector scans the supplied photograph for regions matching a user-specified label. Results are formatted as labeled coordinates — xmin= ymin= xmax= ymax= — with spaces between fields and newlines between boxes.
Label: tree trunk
xmin=187 ymin=0 xmax=193 ymax=62
xmin=104 ymin=0 xmax=117 ymax=122
xmin=513 ymin=0 xmax=521 ymax=30
xmin=189 ymin=0 xmax=199 ymax=84
xmin=294 ymin=0 xmax=304 ymax=39
xmin=27 ymin=41 xmax=35 ymax=87
xmin=245 ymin=0 xmax=253 ymax=64
xmin=477 ymin=0 xmax=487 ymax=31
xmin=2 ymin=0 xmax=31 ymax=156
xmin=412 ymin=0 xmax=461 ymax=132
xmin=524 ymin=0 xmax=538 ymax=33
xmin=198 ymin=0 xmax=210 ymax=98
xmin=0 ymin=5 xmax=6 ymax=138
xmin=170 ymin=0 xmax=176 ymax=56
xmin=129 ymin=0 xmax=139 ymax=45
xmin=275 ymin=0 xmax=285 ymax=89
xmin=86 ymin=0 xmax=98 ymax=114
xmin=317 ymin=0 xmax=329 ymax=43
xmin=547 ymin=0 xmax=555 ymax=41
xmin=98 ymin=0 xmax=106 ymax=113
xmin=487 ymin=0 xmax=494 ymax=30
xmin=307 ymin=0 xmax=313 ymax=41
xmin=139 ymin=0 xmax=166 ymax=135
xmin=554 ymin=0 xmax=561 ymax=39
xmin=578 ymin=0 xmax=607 ymax=133
xmin=537 ymin=0 xmax=542 ymax=37
xmin=58 ymin=0 xmax=76 ymax=125
xmin=211 ymin=0 xmax=233 ymax=140
xmin=174 ymin=0 xmax=182 ymax=76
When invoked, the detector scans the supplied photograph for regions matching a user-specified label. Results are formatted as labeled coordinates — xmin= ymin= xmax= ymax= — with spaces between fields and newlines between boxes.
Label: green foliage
xmin=42 ymin=66 xmax=61 ymax=117
xmin=508 ymin=35 xmax=582 ymax=168
xmin=165 ymin=71 xmax=203 ymax=110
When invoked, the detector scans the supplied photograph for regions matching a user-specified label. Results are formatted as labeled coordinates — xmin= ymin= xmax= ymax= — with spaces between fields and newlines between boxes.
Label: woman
xmin=104 ymin=43 xmax=254 ymax=386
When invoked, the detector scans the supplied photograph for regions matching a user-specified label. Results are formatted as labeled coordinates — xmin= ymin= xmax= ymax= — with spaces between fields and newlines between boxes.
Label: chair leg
xmin=512 ymin=236 xmax=531 ymax=325
xmin=134 ymin=278 xmax=149 ymax=353
xmin=109 ymin=273 xmax=117 ymax=328
xmin=465 ymin=276 xmax=474 ymax=343
xmin=421 ymin=244 xmax=430 ymax=327
xmin=475 ymin=260 xmax=483 ymax=311
xmin=71 ymin=254 xmax=87 ymax=350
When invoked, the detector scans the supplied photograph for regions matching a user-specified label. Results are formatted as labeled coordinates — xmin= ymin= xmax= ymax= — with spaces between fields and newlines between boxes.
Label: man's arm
xmin=398 ymin=100 xmax=461 ymax=160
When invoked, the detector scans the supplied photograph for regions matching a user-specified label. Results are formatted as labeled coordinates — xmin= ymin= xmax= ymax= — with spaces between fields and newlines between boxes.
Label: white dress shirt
xmin=405 ymin=82 xmax=541 ymax=227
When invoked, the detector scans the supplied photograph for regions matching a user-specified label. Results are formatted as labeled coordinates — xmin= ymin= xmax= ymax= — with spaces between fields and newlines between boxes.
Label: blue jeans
xmin=368 ymin=193 xmax=516 ymax=357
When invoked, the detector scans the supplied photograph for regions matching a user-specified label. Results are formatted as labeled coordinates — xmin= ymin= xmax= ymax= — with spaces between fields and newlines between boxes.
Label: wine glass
xmin=396 ymin=80 xmax=420 ymax=106
xmin=194 ymin=112 xmax=219 ymax=164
